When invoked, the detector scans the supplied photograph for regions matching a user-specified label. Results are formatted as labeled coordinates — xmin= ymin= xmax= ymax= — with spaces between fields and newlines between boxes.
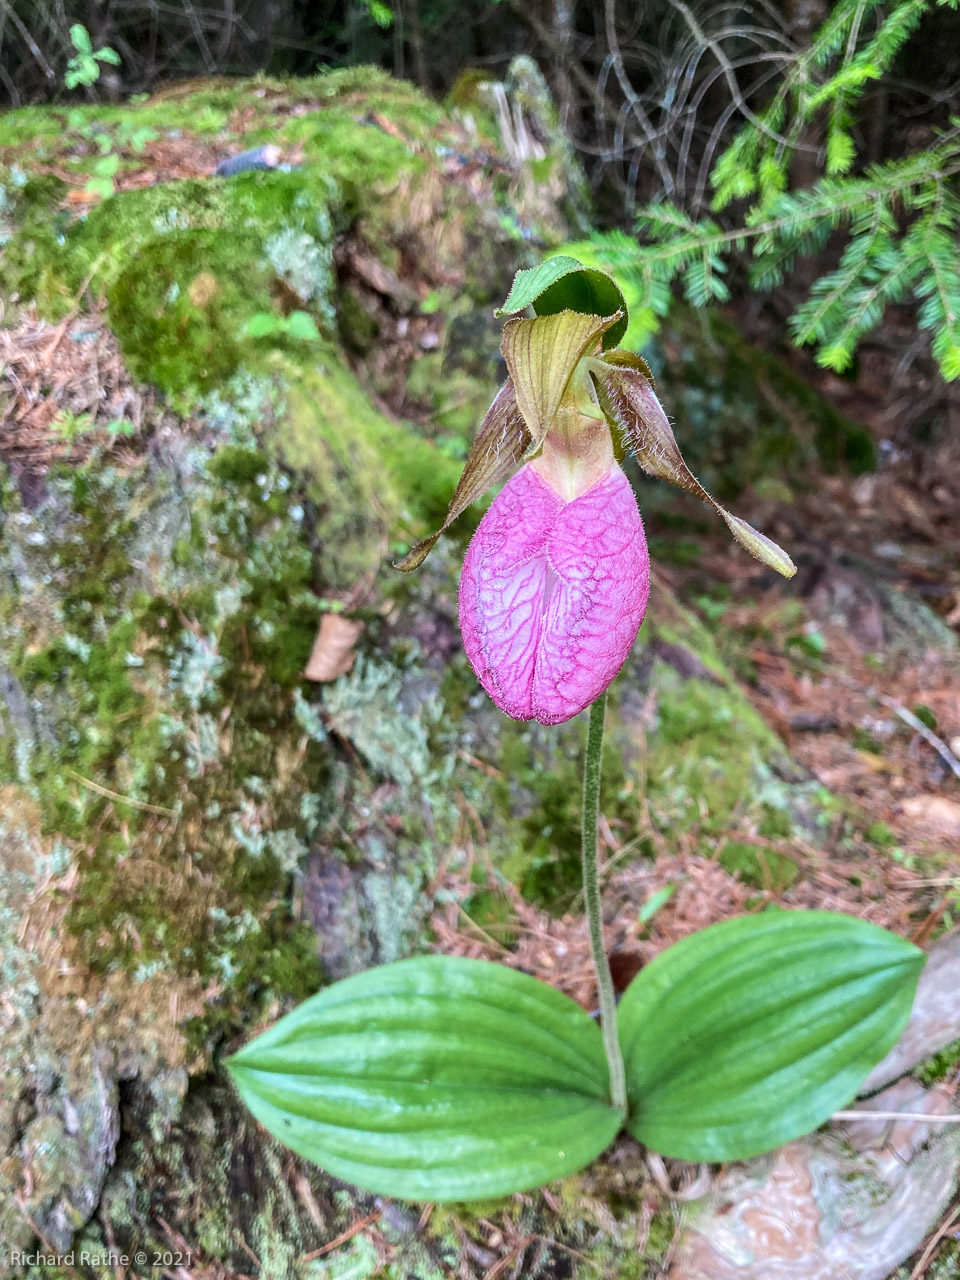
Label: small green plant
xmin=50 ymin=410 xmax=134 ymax=442
xmin=115 ymin=121 xmax=157 ymax=154
xmin=364 ymin=0 xmax=395 ymax=27
xmin=50 ymin=409 xmax=95 ymax=442
xmin=63 ymin=114 xmax=157 ymax=201
xmin=227 ymin=258 xmax=924 ymax=1202
xmin=243 ymin=310 xmax=322 ymax=342
xmin=85 ymin=153 xmax=121 ymax=200
xmin=80 ymin=121 xmax=158 ymax=157
xmin=64 ymin=23 xmax=121 ymax=91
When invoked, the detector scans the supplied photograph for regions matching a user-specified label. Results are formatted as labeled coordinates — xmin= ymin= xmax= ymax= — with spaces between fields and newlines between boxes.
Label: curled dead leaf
xmin=304 ymin=614 xmax=364 ymax=683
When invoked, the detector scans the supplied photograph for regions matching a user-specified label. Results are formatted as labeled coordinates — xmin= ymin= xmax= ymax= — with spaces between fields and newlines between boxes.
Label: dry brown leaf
xmin=304 ymin=614 xmax=364 ymax=682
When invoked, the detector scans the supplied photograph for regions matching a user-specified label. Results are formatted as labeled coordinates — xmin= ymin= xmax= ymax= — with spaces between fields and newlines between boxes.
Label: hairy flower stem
xmin=582 ymin=692 xmax=626 ymax=1110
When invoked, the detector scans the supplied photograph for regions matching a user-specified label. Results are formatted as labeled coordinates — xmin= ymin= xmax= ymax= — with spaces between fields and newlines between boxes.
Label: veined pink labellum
xmin=459 ymin=461 xmax=649 ymax=725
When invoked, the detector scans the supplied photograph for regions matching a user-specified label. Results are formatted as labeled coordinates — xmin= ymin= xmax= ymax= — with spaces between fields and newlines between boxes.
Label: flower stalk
xmin=581 ymin=692 xmax=626 ymax=1111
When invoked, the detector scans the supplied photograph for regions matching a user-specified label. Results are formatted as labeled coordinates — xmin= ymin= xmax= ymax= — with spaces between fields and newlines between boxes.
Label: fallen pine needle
xmin=300 ymin=1211 xmax=381 ymax=1263
xmin=908 ymin=1202 xmax=960 ymax=1280
xmin=65 ymin=768 xmax=179 ymax=817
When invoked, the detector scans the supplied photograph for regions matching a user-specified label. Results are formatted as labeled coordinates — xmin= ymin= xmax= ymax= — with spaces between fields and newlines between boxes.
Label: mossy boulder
xmin=0 ymin=64 xmax=615 ymax=1276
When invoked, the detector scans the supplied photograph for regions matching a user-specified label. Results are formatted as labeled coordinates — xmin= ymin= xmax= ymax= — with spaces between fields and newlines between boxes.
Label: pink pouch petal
xmin=534 ymin=467 xmax=649 ymax=723
xmin=459 ymin=463 xmax=649 ymax=725
xmin=459 ymin=465 xmax=562 ymax=720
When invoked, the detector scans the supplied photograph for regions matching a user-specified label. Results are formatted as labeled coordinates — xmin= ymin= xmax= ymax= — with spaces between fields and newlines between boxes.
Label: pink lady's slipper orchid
xmin=397 ymin=306 xmax=795 ymax=725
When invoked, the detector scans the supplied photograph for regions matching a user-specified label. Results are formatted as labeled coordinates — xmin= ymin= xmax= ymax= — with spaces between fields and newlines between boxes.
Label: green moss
xmin=337 ymin=283 xmax=381 ymax=352
xmin=866 ymin=820 xmax=898 ymax=847
xmin=0 ymin=345 xmax=469 ymax=1047
xmin=405 ymin=354 xmax=493 ymax=445
xmin=0 ymin=67 xmax=440 ymax=158
xmin=0 ymin=122 xmax=367 ymax=343
xmin=300 ymin=108 xmax=428 ymax=197
xmin=107 ymin=228 xmax=273 ymax=394
xmin=0 ymin=202 xmax=73 ymax=312
xmin=488 ymin=716 xmax=630 ymax=913
xmin=915 ymin=1036 xmax=960 ymax=1086
xmin=0 ymin=442 xmax=327 ymax=1034
xmin=277 ymin=356 xmax=462 ymax=577
xmin=0 ymin=105 xmax=66 ymax=149
xmin=649 ymin=666 xmax=778 ymax=832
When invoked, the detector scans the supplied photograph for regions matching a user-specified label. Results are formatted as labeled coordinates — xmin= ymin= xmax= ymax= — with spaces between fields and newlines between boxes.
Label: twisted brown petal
xmin=590 ymin=356 xmax=797 ymax=579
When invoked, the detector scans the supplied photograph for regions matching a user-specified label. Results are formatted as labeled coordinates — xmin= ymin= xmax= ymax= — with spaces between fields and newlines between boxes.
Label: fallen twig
xmin=880 ymin=697 xmax=960 ymax=783
xmin=299 ymin=1211 xmax=381 ymax=1263
xmin=829 ymin=669 xmax=960 ymax=783
xmin=833 ymin=1110 xmax=960 ymax=1123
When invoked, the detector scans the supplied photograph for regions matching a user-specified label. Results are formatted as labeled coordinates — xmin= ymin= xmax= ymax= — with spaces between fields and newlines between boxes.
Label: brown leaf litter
xmin=0 ymin=305 xmax=173 ymax=474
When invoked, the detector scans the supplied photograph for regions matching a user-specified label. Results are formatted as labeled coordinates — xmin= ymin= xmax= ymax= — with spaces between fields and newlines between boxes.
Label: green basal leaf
xmin=619 ymin=911 xmax=924 ymax=1163
xmin=498 ymin=256 xmax=629 ymax=350
xmin=228 ymin=955 xmax=624 ymax=1201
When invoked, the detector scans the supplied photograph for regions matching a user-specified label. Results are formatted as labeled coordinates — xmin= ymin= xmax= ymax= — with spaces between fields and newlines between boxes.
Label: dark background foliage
xmin=3 ymin=1 xmax=958 ymax=223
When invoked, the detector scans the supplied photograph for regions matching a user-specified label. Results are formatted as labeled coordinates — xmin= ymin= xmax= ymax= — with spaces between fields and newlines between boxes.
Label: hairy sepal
xmin=395 ymin=311 xmax=620 ymax=573
xmin=394 ymin=379 xmax=529 ymax=571
xmin=590 ymin=356 xmax=797 ymax=579
xmin=501 ymin=311 xmax=621 ymax=446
